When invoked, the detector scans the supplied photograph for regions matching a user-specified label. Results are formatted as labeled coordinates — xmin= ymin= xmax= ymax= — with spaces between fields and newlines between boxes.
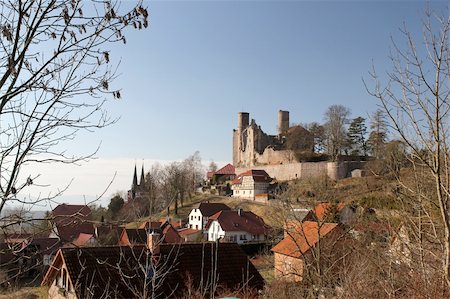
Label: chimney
xmin=147 ymin=232 xmax=160 ymax=255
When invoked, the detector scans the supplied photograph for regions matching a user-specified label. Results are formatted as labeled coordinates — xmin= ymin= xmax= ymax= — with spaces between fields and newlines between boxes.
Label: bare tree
xmin=0 ymin=1 xmax=148 ymax=215
xmin=323 ymin=105 xmax=350 ymax=161
xmin=366 ymin=8 xmax=450 ymax=288
xmin=367 ymin=109 xmax=389 ymax=158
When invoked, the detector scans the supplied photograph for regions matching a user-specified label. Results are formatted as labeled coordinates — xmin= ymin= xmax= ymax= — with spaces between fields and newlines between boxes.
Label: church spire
xmin=132 ymin=164 xmax=138 ymax=189
xmin=140 ymin=164 xmax=145 ymax=188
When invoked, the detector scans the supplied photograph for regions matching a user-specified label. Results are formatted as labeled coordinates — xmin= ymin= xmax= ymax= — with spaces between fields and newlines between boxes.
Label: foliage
xmin=347 ymin=116 xmax=368 ymax=156
xmin=108 ymin=193 xmax=124 ymax=220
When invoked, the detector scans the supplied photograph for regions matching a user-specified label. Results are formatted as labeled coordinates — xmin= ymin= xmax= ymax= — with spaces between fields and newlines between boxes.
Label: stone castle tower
xmin=233 ymin=110 xmax=295 ymax=167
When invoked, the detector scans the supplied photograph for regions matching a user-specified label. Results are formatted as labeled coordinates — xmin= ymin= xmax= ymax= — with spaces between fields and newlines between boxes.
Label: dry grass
xmin=0 ymin=286 xmax=48 ymax=299
xmin=130 ymin=194 xmax=282 ymax=228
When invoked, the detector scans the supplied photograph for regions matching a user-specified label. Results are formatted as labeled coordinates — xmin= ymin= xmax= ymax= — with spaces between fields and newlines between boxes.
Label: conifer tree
xmin=347 ymin=117 xmax=368 ymax=156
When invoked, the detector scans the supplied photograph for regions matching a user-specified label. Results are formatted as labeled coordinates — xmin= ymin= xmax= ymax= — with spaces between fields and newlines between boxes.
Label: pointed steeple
xmin=140 ymin=164 xmax=145 ymax=188
xmin=132 ymin=164 xmax=138 ymax=189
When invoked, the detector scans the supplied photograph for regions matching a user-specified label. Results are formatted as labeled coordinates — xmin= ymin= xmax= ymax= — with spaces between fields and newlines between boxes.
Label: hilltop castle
xmin=232 ymin=110 xmax=363 ymax=181
xmin=232 ymin=110 xmax=313 ymax=167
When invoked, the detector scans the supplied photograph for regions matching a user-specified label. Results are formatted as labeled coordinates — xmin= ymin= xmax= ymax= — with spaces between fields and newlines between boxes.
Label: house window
xmin=240 ymin=234 xmax=247 ymax=240
xmin=191 ymin=216 xmax=193 ymax=220
xmin=62 ymin=269 xmax=67 ymax=289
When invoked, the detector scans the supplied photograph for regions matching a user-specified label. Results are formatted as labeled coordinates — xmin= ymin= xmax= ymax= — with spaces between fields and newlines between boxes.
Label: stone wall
xmin=236 ymin=161 xmax=366 ymax=181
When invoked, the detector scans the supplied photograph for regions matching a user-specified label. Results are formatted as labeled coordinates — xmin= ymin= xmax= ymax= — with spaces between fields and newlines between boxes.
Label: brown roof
xmin=178 ymin=228 xmax=201 ymax=236
xmin=197 ymin=202 xmax=231 ymax=217
xmin=272 ymin=221 xmax=338 ymax=258
xmin=123 ymin=228 xmax=148 ymax=245
xmin=139 ymin=221 xmax=162 ymax=229
xmin=161 ymin=223 xmax=182 ymax=243
xmin=42 ymin=243 xmax=264 ymax=298
xmin=287 ymin=125 xmax=311 ymax=135
xmin=232 ymin=169 xmax=272 ymax=184
xmin=51 ymin=204 xmax=94 ymax=242
xmin=215 ymin=163 xmax=236 ymax=175
xmin=120 ymin=224 xmax=182 ymax=246
xmin=207 ymin=210 xmax=271 ymax=235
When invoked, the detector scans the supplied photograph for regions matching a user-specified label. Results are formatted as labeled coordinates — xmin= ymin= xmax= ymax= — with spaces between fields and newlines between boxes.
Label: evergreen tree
xmin=367 ymin=110 xmax=388 ymax=158
xmin=108 ymin=194 xmax=124 ymax=220
xmin=347 ymin=117 xmax=368 ymax=155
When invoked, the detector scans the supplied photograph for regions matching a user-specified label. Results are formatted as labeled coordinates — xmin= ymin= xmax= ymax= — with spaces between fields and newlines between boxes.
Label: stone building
xmin=232 ymin=110 xmax=365 ymax=181
xmin=232 ymin=110 xmax=313 ymax=168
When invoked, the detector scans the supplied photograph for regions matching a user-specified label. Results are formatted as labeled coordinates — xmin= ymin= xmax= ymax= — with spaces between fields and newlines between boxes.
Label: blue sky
xmin=87 ymin=0 xmax=446 ymax=162
xmin=13 ymin=0 xmax=449 ymax=208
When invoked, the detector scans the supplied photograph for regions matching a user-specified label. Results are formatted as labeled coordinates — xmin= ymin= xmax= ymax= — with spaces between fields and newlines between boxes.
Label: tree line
xmin=105 ymin=152 xmax=204 ymax=222
xmin=286 ymin=105 xmax=390 ymax=163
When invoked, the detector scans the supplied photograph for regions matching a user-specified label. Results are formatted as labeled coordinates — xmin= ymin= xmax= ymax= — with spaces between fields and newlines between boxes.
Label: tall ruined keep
xmin=232 ymin=110 xmax=313 ymax=167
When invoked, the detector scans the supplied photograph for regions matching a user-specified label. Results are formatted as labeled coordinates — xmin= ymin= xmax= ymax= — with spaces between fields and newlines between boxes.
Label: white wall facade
xmin=207 ymin=220 xmax=266 ymax=244
xmin=188 ymin=208 xmax=204 ymax=230
xmin=232 ymin=176 xmax=269 ymax=199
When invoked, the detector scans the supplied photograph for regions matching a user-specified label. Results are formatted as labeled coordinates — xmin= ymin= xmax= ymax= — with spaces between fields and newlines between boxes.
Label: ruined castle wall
xmin=236 ymin=161 xmax=366 ymax=181
xmin=255 ymin=148 xmax=295 ymax=165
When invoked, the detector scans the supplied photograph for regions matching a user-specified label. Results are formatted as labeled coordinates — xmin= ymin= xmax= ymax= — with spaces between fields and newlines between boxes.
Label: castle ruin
xmin=232 ymin=110 xmax=313 ymax=167
xmin=232 ymin=110 xmax=364 ymax=181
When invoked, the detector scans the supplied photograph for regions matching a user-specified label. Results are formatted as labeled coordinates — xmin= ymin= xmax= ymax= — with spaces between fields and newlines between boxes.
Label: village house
xmin=0 ymin=234 xmax=60 ymax=285
xmin=49 ymin=204 xmax=95 ymax=244
xmin=188 ymin=201 xmax=231 ymax=231
xmin=209 ymin=163 xmax=236 ymax=184
xmin=118 ymin=221 xmax=182 ymax=246
xmin=231 ymin=169 xmax=272 ymax=200
xmin=271 ymin=221 xmax=342 ymax=282
xmin=206 ymin=209 xmax=271 ymax=244
xmin=41 ymin=242 xmax=264 ymax=298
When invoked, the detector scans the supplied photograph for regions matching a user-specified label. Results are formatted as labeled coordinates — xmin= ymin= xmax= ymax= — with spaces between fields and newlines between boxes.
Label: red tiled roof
xmin=232 ymin=169 xmax=272 ymax=184
xmin=207 ymin=210 xmax=271 ymax=235
xmin=73 ymin=233 xmax=95 ymax=247
xmin=272 ymin=221 xmax=338 ymax=258
xmin=310 ymin=202 xmax=346 ymax=222
xmin=51 ymin=204 xmax=94 ymax=243
xmin=207 ymin=171 xmax=215 ymax=179
xmin=215 ymin=163 xmax=235 ymax=175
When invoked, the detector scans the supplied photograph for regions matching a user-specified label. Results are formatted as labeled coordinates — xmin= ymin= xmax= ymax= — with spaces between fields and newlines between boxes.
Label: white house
xmin=206 ymin=209 xmax=270 ymax=244
xmin=231 ymin=170 xmax=272 ymax=200
xmin=188 ymin=202 xmax=231 ymax=231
